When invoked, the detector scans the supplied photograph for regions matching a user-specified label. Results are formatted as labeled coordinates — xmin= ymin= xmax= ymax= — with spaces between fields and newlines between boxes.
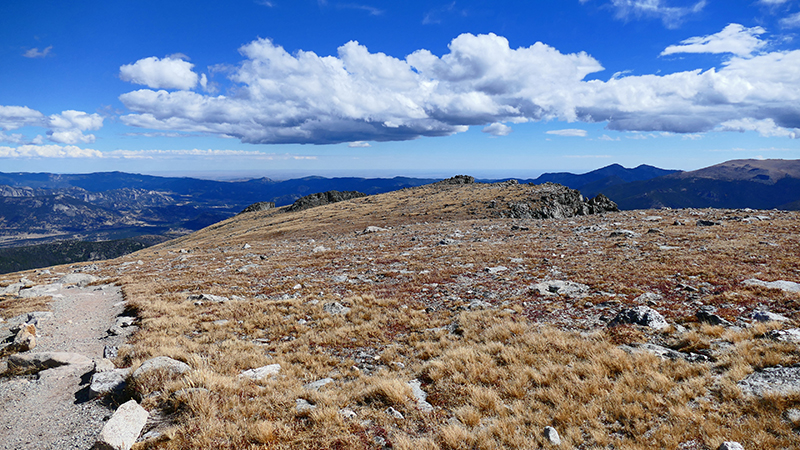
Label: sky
xmin=1 ymin=0 xmax=799 ymax=179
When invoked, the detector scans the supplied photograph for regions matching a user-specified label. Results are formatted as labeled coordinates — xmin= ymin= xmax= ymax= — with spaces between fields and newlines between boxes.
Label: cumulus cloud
xmin=0 ymin=144 xmax=102 ymax=158
xmin=718 ymin=118 xmax=799 ymax=138
xmin=47 ymin=110 xmax=104 ymax=144
xmin=120 ymin=56 xmax=200 ymax=90
xmin=117 ymin=28 xmax=800 ymax=144
xmin=546 ymin=129 xmax=588 ymax=137
xmin=23 ymin=46 xmax=53 ymax=58
xmin=661 ymin=24 xmax=766 ymax=57
xmin=0 ymin=105 xmax=45 ymax=130
xmin=610 ymin=0 xmax=707 ymax=29
xmin=482 ymin=123 xmax=512 ymax=136
xmin=120 ymin=33 xmax=602 ymax=144
xmin=780 ymin=12 xmax=800 ymax=28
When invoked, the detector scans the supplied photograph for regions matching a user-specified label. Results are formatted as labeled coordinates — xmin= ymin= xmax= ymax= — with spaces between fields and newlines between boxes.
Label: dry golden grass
xmin=9 ymin=182 xmax=800 ymax=449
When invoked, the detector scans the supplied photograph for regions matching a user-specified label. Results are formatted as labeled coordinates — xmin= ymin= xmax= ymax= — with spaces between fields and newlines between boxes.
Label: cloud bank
xmin=117 ymin=26 xmax=800 ymax=145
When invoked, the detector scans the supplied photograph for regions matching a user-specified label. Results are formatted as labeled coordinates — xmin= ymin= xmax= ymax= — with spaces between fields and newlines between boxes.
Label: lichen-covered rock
xmin=608 ymin=306 xmax=669 ymax=330
xmin=94 ymin=400 xmax=148 ymax=450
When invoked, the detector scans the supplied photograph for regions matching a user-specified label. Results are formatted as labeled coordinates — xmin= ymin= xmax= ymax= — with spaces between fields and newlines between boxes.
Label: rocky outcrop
xmin=7 ymin=351 xmax=93 ymax=374
xmin=608 ymin=306 xmax=669 ymax=330
xmin=433 ymin=175 xmax=475 ymax=185
xmin=493 ymin=183 xmax=618 ymax=219
xmin=287 ymin=190 xmax=367 ymax=212
xmin=238 ymin=201 xmax=276 ymax=215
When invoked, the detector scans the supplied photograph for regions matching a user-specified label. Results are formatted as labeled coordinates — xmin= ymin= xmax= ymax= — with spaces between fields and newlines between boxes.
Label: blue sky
xmin=1 ymin=0 xmax=799 ymax=179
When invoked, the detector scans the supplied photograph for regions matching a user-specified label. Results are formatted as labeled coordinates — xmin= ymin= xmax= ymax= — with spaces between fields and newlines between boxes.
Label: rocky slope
xmin=1 ymin=178 xmax=799 ymax=450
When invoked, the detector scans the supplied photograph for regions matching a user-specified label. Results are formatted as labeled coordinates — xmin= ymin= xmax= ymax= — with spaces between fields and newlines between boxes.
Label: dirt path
xmin=0 ymin=283 xmax=129 ymax=450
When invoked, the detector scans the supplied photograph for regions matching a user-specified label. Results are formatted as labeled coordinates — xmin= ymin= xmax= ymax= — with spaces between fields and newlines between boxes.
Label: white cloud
xmin=0 ymin=144 xmax=102 ymax=158
xmin=117 ymin=28 xmax=800 ymax=145
xmin=348 ymin=141 xmax=372 ymax=147
xmin=482 ymin=123 xmax=512 ymax=136
xmin=546 ymin=128 xmax=587 ymax=137
xmin=0 ymin=105 xmax=45 ymax=130
xmin=780 ymin=12 xmax=800 ymax=28
xmin=610 ymin=0 xmax=707 ymax=29
xmin=598 ymin=134 xmax=620 ymax=141
xmin=47 ymin=110 xmax=104 ymax=144
xmin=759 ymin=0 xmax=789 ymax=5
xmin=661 ymin=24 xmax=766 ymax=57
xmin=717 ymin=118 xmax=799 ymax=138
xmin=23 ymin=46 xmax=53 ymax=58
xmin=120 ymin=56 xmax=200 ymax=90
xmin=0 ymin=132 xmax=25 ymax=144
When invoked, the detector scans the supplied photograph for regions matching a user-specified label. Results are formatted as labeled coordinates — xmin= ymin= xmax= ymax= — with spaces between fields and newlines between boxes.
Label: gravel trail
xmin=0 ymin=283 xmax=128 ymax=450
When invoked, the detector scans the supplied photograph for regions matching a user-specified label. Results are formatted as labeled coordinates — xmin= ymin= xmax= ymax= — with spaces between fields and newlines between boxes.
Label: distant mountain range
xmin=1 ymin=158 xmax=798 ymax=253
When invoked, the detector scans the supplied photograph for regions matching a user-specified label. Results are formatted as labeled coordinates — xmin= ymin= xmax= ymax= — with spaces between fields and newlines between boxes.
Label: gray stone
xmin=386 ymin=407 xmax=404 ymax=420
xmin=531 ymin=280 xmax=590 ymax=297
xmin=58 ymin=273 xmax=98 ymax=287
xmin=767 ymin=328 xmax=800 ymax=344
xmin=132 ymin=356 xmax=191 ymax=381
xmin=543 ymin=426 xmax=561 ymax=446
xmin=94 ymin=358 xmax=116 ymax=373
xmin=743 ymin=278 xmax=800 ymax=293
xmin=468 ymin=300 xmax=493 ymax=310
xmin=303 ymin=378 xmax=334 ymax=391
xmin=608 ymin=306 xmax=669 ymax=330
xmin=94 ymin=399 xmax=149 ymax=450
xmin=634 ymin=292 xmax=663 ymax=304
xmin=718 ymin=442 xmax=744 ymax=450
xmin=104 ymin=345 xmax=119 ymax=359
xmin=240 ymin=363 xmax=281 ymax=381
xmin=696 ymin=220 xmax=720 ymax=227
xmin=90 ymin=369 xmax=130 ymax=397
xmin=339 ymin=408 xmax=357 ymax=419
xmin=12 ymin=323 xmax=37 ymax=352
xmin=312 ymin=246 xmax=328 ymax=253
xmin=751 ymin=310 xmax=789 ymax=323
xmin=408 ymin=379 xmax=433 ymax=412
xmin=296 ymin=399 xmax=316 ymax=414
xmin=332 ymin=275 xmax=348 ymax=283
xmin=485 ymin=266 xmax=508 ymax=274
xmin=323 ymin=302 xmax=351 ymax=315
xmin=784 ymin=408 xmax=800 ymax=424
xmin=360 ymin=226 xmax=388 ymax=234
xmin=619 ymin=343 xmax=708 ymax=363
xmin=696 ymin=306 xmax=731 ymax=326
xmin=0 ymin=282 xmax=24 ymax=296
xmin=188 ymin=293 xmax=229 ymax=304
xmin=609 ymin=229 xmax=640 ymax=238
xmin=739 ymin=366 xmax=800 ymax=396
xmin=7 ymin=352 xmax=93 ymax=374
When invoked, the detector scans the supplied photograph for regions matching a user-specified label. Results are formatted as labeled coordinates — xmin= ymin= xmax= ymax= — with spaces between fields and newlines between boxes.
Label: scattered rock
xmin=696 ymin=220 xmax=720 ymax=227
xmin=531 ymin=280 xmax=589 ymax=297
xmin=718 ymin=442 xmax=744 ymax=450
xmin=739 ymin=366 xmax=800 ymax=396
xmin=94 ymin=399 xmax=149 ymax=450
xmin=296 ymin=399 xmax=316 ymax=414
xmin=784 ymin=408 xmax=800 ymax=424
xmin=543 ymin=426 xmax=561 ymax=446
xmin=485 ymin=266 xmax=508 ymax=274
xmin=12 ymin=323 xmax=37 ymax=352
xmin=90 ymin=369 xmax=130 ymax=397
xmin=323 ymin=302 xmax=351 ymax=315
xmin=386 ymin=407 xmax=404 ymax=420
xmin=360 ymin=225 xmax=389 ymax=235
xmin=132 ymin=356 xmax=191 ymax=382
xmin=468 ymin=300 xmax=493 ymax=310
xmin=609 ymin=229 xmax=639 ymax=238
xmin=408 ymin=379 xmax=434 ymax=412
xmin=188 ymin=293 xmax=229 ymax=304
xmin=303 ymin=378 xmax=334 ymax=391
xmin=104 ymin=345 xmax=119 ymax=360
xmin=94 ymin=358 xmax=116 ymax=373
xmin=339 ymin=408 xmax=357 ymax=420
xmin=240 ymin=363 xmax=281 ymax=381
xmin=634 ymin=292 xmax=663 ymax=304
xmin=7 ymin=351 xmax=93 ymax=374
xmin=696 ymin=306 xmax=731 ymax=326
xmin=619 ymin=343 xmax=707 ymax=363
xmin=18 ymin=284 xmax=60 ymax=298
xmin=439 ymin=238 xmax=457 ymax=246
xmin=434 ymin=175 xmax=474 ymax=185
xmin=312 ymin=245 xmax=328 ymax=253
xmin=743 ymin=278 xmax=800 ymax=293
xmin=766 ymin=328 xmax=800 ymax=344
xmin=751 ymin=310 xmax=789 ymax=323
xmin=608 ymin=306 xmax=669 ymax=330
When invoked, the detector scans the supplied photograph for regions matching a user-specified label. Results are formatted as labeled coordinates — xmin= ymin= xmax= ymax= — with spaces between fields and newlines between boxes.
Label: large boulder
xmin=738 ymin=366 xmax=800 ymax=396
xmin=58 ymin=273 xmax=98 ymax=287
xmin=90 ymin=369 xmax=131 ymax=397
xmin=132 ymin=356 xmax=191 ymax=382
xmin=94 ymin=399 xmax=149 ymax=450
xmin=608 ymin=306 xmax=669 ymax=330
